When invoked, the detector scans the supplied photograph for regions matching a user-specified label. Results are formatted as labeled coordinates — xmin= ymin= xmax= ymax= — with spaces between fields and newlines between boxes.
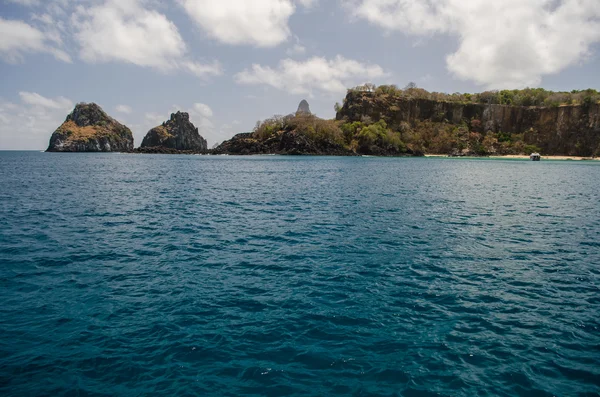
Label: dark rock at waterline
xmin=212 ymin=130 xmax=356 ymax=156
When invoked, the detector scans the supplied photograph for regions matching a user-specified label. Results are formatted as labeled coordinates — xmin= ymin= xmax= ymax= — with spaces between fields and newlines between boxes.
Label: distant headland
xmin=46 ymin=85 xmax=600 ymax=157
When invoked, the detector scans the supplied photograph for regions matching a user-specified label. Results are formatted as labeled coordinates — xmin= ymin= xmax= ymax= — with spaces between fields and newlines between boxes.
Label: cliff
xmin=336 ymin=91 xmax=600 ymax=156
xmin=46 ymin=103 xmax=133 ymax=152
xmin=139 ymin=111 xmax=207 ymax=152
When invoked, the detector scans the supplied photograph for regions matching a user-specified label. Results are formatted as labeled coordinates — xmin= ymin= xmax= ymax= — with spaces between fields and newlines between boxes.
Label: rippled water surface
xmin=1 ymin=152 xmax=599 ymax=396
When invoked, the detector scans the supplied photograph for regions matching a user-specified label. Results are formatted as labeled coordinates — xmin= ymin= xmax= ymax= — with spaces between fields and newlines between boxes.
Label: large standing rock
xmin=140 ymin=111 xmax=207 ymax=152
xmin=46 ymin=103 xmax=133 ymax=152
xmin=296 ymin=100 xmax=311 ymax=115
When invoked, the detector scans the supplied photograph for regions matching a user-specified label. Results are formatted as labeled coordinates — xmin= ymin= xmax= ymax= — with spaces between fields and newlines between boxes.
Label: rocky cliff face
xmin=140 ymin=111 xmax=207 ymax=152
xmin=46 ymin=103 xmax=133 ymax=152
xmin=337 ymin=91 xmax=600 ymax=156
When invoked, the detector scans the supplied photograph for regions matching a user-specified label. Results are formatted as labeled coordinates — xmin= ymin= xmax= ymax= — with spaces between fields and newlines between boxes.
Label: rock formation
xmin=212 ymin=130 xmax=354 ymax=156
xmin=139 ymin=111 xmax=207 ymax=152
xmin=296 ymin=99 xmax=311 ymax=115
xmin=46 ymin=103 xmax=133 ymax=152
xmin=336 ymin=91 xmax=600 ymax=156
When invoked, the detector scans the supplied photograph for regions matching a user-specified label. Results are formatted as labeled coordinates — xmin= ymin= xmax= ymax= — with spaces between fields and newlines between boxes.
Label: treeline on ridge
xmin=341 ymin=83 xmax=600 ymax=108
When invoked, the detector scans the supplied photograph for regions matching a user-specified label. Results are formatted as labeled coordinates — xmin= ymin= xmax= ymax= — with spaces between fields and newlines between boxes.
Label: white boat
xmin=530 ymin=152 xmax=541 ymax=161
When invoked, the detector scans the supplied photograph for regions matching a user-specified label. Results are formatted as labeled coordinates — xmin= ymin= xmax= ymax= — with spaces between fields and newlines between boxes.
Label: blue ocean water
xmin=0 ymin=151 xmax=599 ymax=396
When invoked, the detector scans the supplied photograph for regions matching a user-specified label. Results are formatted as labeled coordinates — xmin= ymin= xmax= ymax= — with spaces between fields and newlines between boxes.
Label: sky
xmin=1 ymin=0 xmax=599 ymax=150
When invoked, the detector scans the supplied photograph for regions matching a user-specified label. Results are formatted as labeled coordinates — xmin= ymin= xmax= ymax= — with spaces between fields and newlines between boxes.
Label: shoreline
xmin=425 ymin=154 xmax=599 ymax=161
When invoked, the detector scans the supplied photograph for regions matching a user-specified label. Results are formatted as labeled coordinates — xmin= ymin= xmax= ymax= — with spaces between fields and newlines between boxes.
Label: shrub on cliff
xmin=253 ymin=114 xmax=345 ymax=147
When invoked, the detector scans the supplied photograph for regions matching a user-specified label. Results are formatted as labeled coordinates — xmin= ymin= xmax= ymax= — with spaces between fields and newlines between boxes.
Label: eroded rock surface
xmin=47 ymin=103 xmax=133 ymax=152
xmin=140 ymin=111 xmax=207 ymax=152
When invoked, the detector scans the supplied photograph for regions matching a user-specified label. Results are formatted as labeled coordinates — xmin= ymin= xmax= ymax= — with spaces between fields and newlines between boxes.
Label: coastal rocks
xmin=296 ymin=99 xmax=311 ymax=115
xmin=213 ymin=101 xmax=356 ymax=156
xmin=140 ymin=111 xmax=207 ymax=152
xmin=212 ymin=129 xmax=354 ymax=156
xmin=46 ymin=103 xmax=133 ymax=152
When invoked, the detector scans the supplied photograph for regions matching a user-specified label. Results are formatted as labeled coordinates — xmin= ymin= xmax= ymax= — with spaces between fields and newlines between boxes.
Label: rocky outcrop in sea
xmin=139 ymin=111 xmax=207 ymax=153
xmin=46 ymin=103 xmax=134 ymax=152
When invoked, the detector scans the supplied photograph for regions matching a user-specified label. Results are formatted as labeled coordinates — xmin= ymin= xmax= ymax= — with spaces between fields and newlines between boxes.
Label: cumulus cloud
xmin=182 ymin=60 xmax=224 ymax=79
xmin=349 ymin=0 xmax=600 ymax=88
xmin=234 ymin=55 xmax=387 ymax=95
xmin=192 ymin=103 xmax=213 ymax=118
xmin=179 ymin=0 xmax=295 ymax=47
xmin=0 ymin=17 xmax=71 ymax=63
xmin=19 ymin=92 xmax=73 ymax=109
xmin=116 ymin=105 xmax=133 ymax=114
xmin=0 ymin=92 xmax=73 ymax=150
xmin=71 ymin=0 xmax=222 ymax=78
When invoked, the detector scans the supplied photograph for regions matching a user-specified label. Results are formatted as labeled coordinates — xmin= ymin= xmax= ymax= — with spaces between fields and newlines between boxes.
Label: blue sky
xmin=1 ymin=0 xmax=599 ymax=149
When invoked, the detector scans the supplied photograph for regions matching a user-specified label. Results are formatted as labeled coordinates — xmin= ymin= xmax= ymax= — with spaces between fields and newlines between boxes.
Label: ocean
xmin=0 ymin=151 xmax=599 ymax=396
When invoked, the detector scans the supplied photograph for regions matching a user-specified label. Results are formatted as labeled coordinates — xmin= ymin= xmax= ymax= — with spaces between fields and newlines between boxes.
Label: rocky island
xmin=137 ymin=111 xmax=207 ymax=154
xmin=46 ymin=103 xmax=133 ymax=152
xmin=214 ymin=87 xmax=600 ymax=157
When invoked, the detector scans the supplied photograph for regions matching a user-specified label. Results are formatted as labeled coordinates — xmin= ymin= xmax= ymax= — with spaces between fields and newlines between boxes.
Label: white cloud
xmin=182 ymin=60 xmax=223 ymax=79
xmin=179 ymin=0 xmax=295 ymax=47
xmin=296 ymin=0 xmax=318 ymax=8
xmin=234 ymin=55 xmax=387 ymax=95
xmin=72 ymin=0 xmax=186 ymax=69
xmin=6 ymin=0 xmax=41 ymax=6
xmin=19 ymin=92 xmax=73 ymax=109
xmin=0 ymin=92 xmax=74 ymax=150
xmin=72 ymin=0 xmax=221 ymax=78
xmin=349 ymin=0 xmax=600 ymax=88
xmin=0 ymin=17 xmax=71 ymax=63
xmin=116 ymin=104 xmax=132 ymax=114
xmin=192 ymin=103 xmax=213 ymax=118
xmin=286 ymin=44 xmax=307 ymax=56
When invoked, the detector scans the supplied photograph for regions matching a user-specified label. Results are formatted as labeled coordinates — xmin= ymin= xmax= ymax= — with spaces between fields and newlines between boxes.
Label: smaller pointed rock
xmin=296 ymin=99 xmax=311 ymax=115
xmin=140 ymin=111 xmax=207 ymax=152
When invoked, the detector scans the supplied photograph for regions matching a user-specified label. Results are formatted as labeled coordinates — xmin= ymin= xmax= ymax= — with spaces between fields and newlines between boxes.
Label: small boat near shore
xmin=530 ymin=153 xmax=541 ymax=161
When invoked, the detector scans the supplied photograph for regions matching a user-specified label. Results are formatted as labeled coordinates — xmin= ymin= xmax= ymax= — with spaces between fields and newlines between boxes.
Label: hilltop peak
xmin=296 ymin=99 xmax=311 ymax=115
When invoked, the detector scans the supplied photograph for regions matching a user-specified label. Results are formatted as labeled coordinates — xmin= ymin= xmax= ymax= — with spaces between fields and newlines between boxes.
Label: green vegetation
xmin=253 ymin=114 xmax=411 ymax=155
xmin=347 ymin=83 xmax=600 ymax=107
xmin=254 ymin=114 xmax=344 ymax=145
xmin=252 ymin=112 xmax=544 ymax=156
xmin=248 ymin=83 xmax=599 ymax=156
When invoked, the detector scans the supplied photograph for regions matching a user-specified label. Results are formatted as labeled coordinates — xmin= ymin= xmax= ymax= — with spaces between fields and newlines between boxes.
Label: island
xmin=46 ymin=103 xmax=133 ymax=152
xmin=214 ymin=87 xmax=600 ymax=157
xmin=136 ymin=111 xmax=208 ymax=154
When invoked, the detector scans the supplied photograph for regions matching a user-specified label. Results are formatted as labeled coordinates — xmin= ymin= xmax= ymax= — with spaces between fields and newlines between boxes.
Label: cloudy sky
xmin=1 ymin=0 xmax=599 ymax=149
